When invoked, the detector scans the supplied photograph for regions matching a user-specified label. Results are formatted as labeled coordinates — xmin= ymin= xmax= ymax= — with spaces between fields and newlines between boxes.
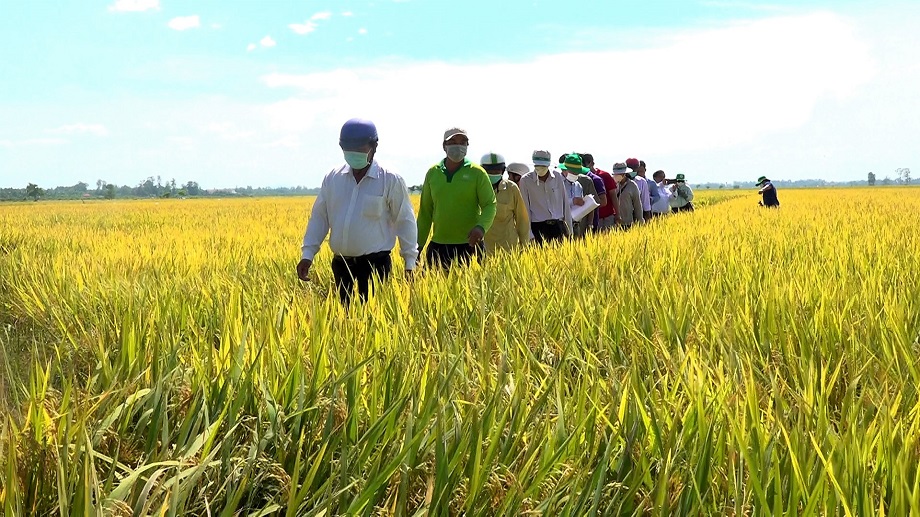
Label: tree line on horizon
xmin=1 ymin=176 xmax=322 ymax=202
xmin=1 ymin=169 xmax=912 ymax=202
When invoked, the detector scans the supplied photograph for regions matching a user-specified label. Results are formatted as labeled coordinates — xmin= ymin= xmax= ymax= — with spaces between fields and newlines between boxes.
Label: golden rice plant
xmin=1 ymin=188 xmax=919 ymax=515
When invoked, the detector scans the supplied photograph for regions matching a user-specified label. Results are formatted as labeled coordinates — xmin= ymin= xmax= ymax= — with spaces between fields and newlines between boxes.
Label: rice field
xmin=1 ymin=188 xmax=919 ymax=515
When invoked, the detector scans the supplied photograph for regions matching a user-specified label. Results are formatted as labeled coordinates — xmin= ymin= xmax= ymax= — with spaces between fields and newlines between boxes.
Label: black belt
xmin=334 ymin=250 xmax=391 ymax=262
xmin=535 ymin=219 xmax=564 ymax=226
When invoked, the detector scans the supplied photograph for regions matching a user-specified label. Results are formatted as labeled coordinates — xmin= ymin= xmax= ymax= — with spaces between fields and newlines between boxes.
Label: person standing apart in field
xmin=651 ymin=170 xmax=673 ymax=217
xmin=559 ymin=153 xmax=598 ymax=238
xmin=520 ymin=150 xmax=572 ymax=245
xmin=506 ymin=162 xmax=528 ymax=185
xmin=480 ymin=153 xmax=530 ymax=252
xmin=297 ymin=118 xmax=418 ymax=304
xmin=670 ymin=173 xmax=695 ymax=212
xmin=417 ymin=128 xmax=497 ymax=270
xmin=627 ymin=158 xmax=652 ymax=221
xmin=756 ymin=176 xmax=780 ymax=207
xmin=578 ymin=153 xmax=609 ymax=232
xmin=613 ymin=162 xmax=644 ymax=228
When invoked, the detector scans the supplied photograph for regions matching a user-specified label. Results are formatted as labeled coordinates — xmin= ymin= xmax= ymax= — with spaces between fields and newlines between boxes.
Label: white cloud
xmin=260 ymin=36 xmax=276 ymax=48
xmin=289 ymin=21 xmax=318 ymax=35
xmin=211 ymin=23 xmax=222 ymax=30
xmin=0 ymin=138 xmax=69 ymax=148
xmin=291 ymin=11 xmax=332 ymax=35
xmin=358 ymin=28 xmax=368 ymax=35
xmin=202 ymin=122 xmax=255 ymax=141
xmin=47 ymin=124 xmax=109 ymax=137
xmin=264 ymin=135 xmax=301 ymax=148
xmin=341 ymin=11 xmax=354 ymax=17
xmin=168 ymin=15 xmax=200 ymax=31
xmin=258 ymin=12 xmax=879 ymax=184
xmin=108 ymin=0 xmax=159 ymax=12
xmin=247 ymin=43 xmax=257 ymax=52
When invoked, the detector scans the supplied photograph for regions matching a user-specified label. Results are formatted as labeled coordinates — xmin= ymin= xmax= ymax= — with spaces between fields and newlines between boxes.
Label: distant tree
xmin=140 ymin=177 xmax=157 ymax=197
xmin=177 ymin=189 xmax=187 ymax=198
xmin=897 ymin=168 xmax=911 ymax=185
xmin=96 ymin=179 xmax=104 ymax=192
xmin=868 ymin=172 xmax=876 ymax=186
xmin=719 ymin=184 xmax=724 ymax=189
xmin=26 ymin=183 xmax=44 ymax=201
xmin=105 ymin=184 xmax=116 ymax=199
xmin=183 ymin=181 xmax=201 ymax=196
xmin=882 ymin=176 xmax=892 ymax=186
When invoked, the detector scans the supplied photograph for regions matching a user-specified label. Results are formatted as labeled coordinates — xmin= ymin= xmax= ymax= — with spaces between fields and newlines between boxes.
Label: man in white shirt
xmin=519 ymin=150 xmax=573 ymax=244
xmin=651 ymin=169 xmax=673 ymax=216
xmin=627 ymin=157 xmax=652 ymax=220
xmin=297 ymin=118 xmax=418 ymax=304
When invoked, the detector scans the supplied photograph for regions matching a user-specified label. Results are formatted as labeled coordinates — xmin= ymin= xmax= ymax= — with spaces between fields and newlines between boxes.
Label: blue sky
xmin=1 ymin=0 xmax=918 ymax=188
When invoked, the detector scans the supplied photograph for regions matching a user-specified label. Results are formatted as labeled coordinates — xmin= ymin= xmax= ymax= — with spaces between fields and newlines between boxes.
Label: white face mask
xmin=565 ymin=172 xmax=579 ymax=183
xmin=445 ymin=144 xmax=468 ymax=162
xmin=534 ymin=165 xmax=549 ymax=176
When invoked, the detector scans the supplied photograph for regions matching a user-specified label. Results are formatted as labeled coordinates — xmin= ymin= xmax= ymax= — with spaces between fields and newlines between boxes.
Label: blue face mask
xmin=488 ymin=174 xmax=503 ymax=184
xmin=343 ymin=151 xmax=369 ymax=170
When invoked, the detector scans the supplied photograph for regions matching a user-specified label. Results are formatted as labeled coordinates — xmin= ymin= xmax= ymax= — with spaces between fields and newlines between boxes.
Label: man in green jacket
xmin=418 ymin=128 xmax=497 ymax=270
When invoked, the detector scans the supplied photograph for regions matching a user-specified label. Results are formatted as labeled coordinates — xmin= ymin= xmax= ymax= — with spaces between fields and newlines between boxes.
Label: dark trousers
xmin=531 ymin=220 xmax=566 ymax=245
xmin=425 ymin=242 xmax=484 ymax=270
xmin=330 ymin=251 xmax=392 ymax=304
xmin=672 ymin=203 xmax=694 ymax=213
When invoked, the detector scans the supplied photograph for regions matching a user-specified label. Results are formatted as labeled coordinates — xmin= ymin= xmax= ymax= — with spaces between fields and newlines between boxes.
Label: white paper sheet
xmin=571 ymin=194 xmax=600 ymax=222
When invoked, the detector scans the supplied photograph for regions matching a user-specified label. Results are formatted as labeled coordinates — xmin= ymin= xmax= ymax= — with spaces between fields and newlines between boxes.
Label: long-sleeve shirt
xmin=302 ymin=161 xmax=419 ymax=268
xmin=519 ymin=170 xmax=572 ymax=235
xmin=760 ymin=182 xmax=779 ymax=206
xmin=565 ymin=177 xmax=584 ymax=207
xmin=617 ymin=179 xmax=644 ymax=226
xmin=635 ymin=174 xmax=651 ymax=211
xmin=484 ymin=179 xmax=530 ymax=251
xmin=670 ymin=183 xmax=694 ymax=209
xmin=417 ymin=158 xmax=497 ymax=246
xmin=652 ymin=181 xmax=673 ymax=213
xmin=645 ymin=176 xmax=660 ymax=206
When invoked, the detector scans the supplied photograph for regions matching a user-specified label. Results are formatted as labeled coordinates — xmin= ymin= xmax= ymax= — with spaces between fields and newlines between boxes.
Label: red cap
xmin=626 ymin=158 xmax=640 ymax=168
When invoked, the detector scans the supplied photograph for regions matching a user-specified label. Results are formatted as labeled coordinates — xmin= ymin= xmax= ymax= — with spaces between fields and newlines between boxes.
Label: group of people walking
xmin=297 ymin=119 xmax=696 ymax=304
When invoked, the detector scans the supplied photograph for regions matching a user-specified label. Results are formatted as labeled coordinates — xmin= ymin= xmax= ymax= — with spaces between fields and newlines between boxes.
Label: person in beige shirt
xmin=612 ymin=162 xmax=644 ymax=228
xmin=481 ymin=153 xmax=530 ymax=252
